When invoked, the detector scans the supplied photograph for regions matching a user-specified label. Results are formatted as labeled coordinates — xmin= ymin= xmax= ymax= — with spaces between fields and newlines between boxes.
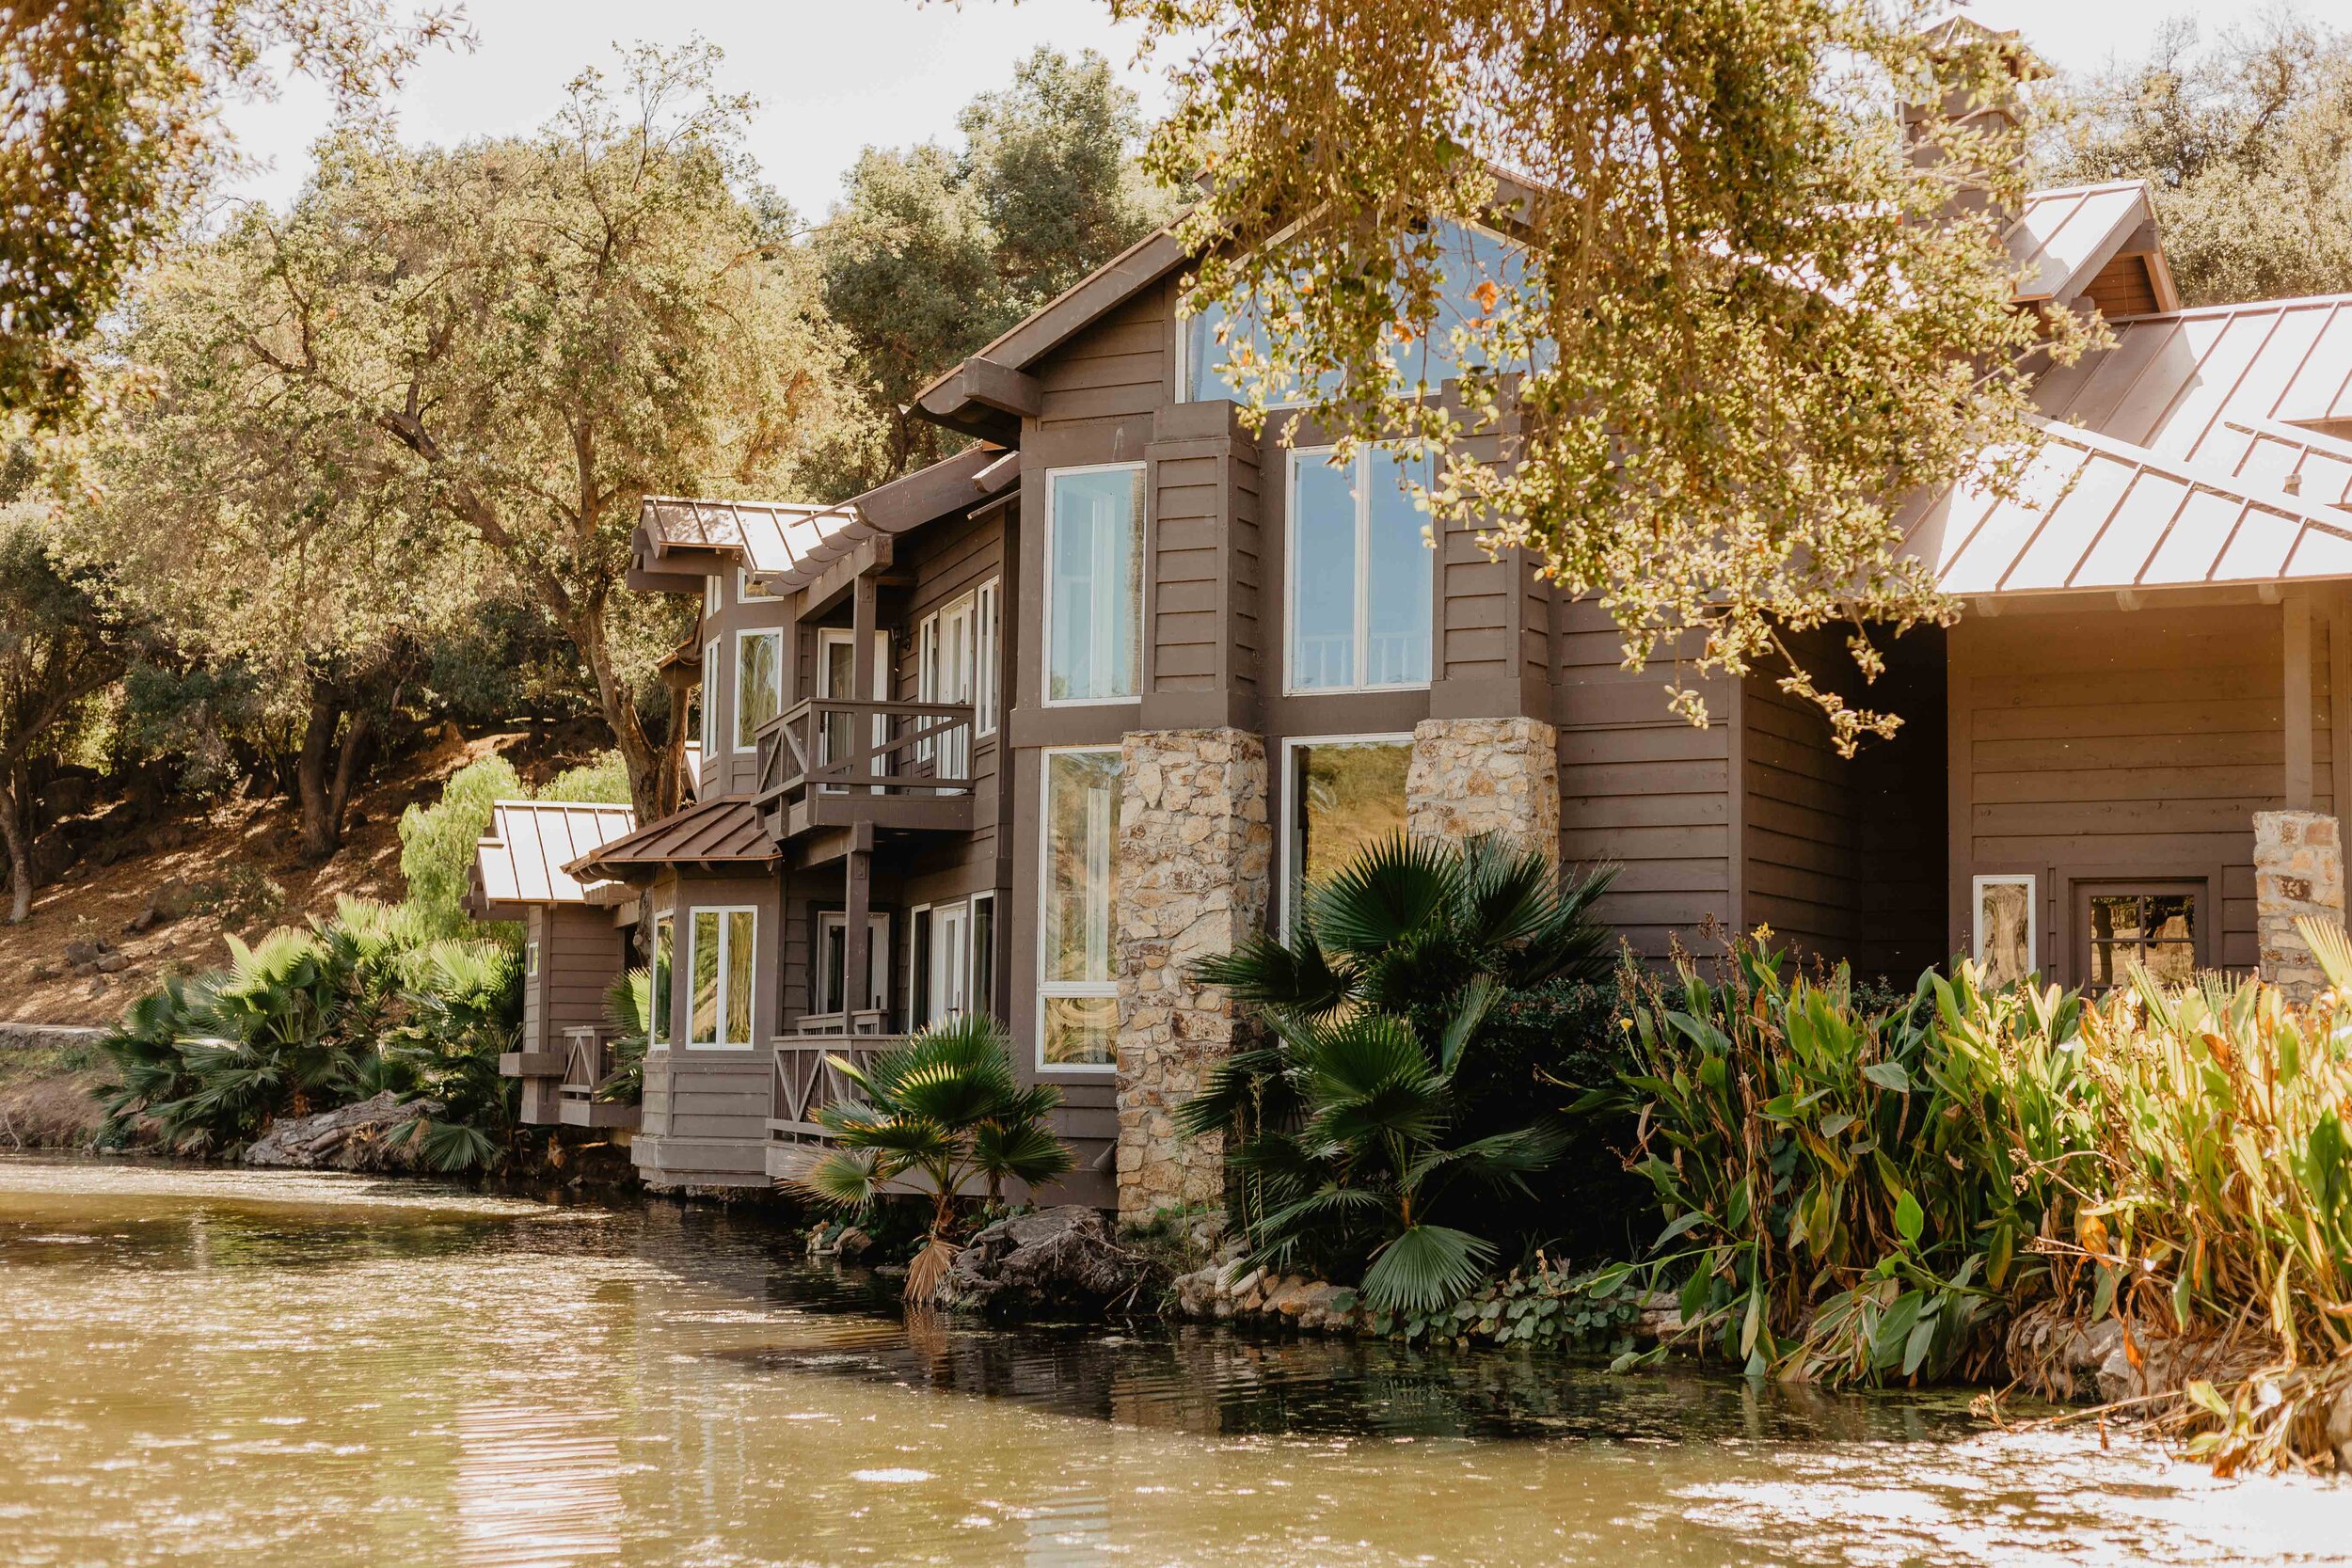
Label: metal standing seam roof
xmin=564 ymin=795 xmax=775 ymax=878
xmin=472 ymin=800 xmax=639 ymax=912
xmin=2005 ymin=181 xmax=2153 ymax=304
xmin=639 ymin=497 xmax=867 ymax=586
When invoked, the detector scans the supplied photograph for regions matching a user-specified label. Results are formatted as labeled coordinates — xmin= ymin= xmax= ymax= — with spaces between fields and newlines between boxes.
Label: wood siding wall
xmin=1946 ymin=597 xmax=2334 ymax=982
xmin=634 ymin=868 xmax=782 ymax=1186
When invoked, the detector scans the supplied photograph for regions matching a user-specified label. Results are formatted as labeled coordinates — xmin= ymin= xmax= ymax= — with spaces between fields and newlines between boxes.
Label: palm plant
xmin=795 ymin=1013 xmax=1074 ymax=1302
xmin=391 ymin=937 xmax=523 ymax=1171
xmin=595 ymin=968 xmax=652 ymax=1106
xmin=1181 ymin=832 xmax=1617 ymax=1314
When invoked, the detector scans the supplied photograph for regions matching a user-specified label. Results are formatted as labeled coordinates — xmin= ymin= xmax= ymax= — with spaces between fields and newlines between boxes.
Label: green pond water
xmin=0 ymin=1155 xmax=2344 ymax=1567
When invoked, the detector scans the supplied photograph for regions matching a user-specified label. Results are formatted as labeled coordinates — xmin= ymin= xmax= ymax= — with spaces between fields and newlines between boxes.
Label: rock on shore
xmin=937 ymin=1206 xmax=1163 ymax=1316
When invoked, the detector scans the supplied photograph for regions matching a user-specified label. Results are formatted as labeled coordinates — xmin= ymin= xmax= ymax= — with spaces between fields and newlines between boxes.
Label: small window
xmin=738 ymin=567 xmax=776 ymax=601
xmin=735 ymin=629 xmax=782 ymax=752
xmin=2084 ymin=884 xmax=2199 ymax=988
xmin=649 ymin=913 xmax=674 ymax=1050
xmin=688 ymin=907 xmax=757 ymax=1049
xmin=526 ymin=940 xmax=540 ymax=978
xmin=699 ymin=638 xmax=720 ymax=758
xmin=971 ymin=891 xmax=996 ymax=1015
xmin=706 ymin=574 xmax=723 ymax=619
xmin=1040 ymin=747 xmax=1121 ymax=1068
xmin=1971 ymin=874 xmax=2035 ymax=990
xmin=1045 ymin=467 xmax=1144 ymax=705
xmin=1287 ymin=447 xmax=1434 ymax=693
xmin=975 ymin=578 xmax=1002 ymax=736
xmin=1284 ymin=736 xmax=1412 ymax=934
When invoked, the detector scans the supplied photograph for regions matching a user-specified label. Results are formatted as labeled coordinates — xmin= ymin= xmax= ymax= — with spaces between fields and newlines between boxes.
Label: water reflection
xmin=0 ymin=1154 xmax=2343 ymax=1568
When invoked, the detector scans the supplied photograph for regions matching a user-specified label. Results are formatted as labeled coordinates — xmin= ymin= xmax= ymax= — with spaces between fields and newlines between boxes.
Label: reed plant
xmin=1596 ymin=925 xmax=2352 ymax=1474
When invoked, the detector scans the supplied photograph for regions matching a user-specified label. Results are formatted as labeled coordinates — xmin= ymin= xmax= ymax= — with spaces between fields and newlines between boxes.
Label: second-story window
xmin=699 ymin=636 xmax=719 ymax=757
xmin=1288 ymin=447 xmax=1434 ymax=693
xmin=1045 ymin=466 xmax=1143 ymax=705
xmin=735 ymin=629 xmax=781 ymax=752
xmin=975 ymin=577 xmax=1001 ymax=736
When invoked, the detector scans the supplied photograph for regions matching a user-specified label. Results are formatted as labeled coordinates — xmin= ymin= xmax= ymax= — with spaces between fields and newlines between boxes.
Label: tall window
xmin=1972 ymin=875 xmax=2033 ymax=991
xmin=649 ymin=913 xmax=674 ymax=1050
xmin=1284 ymin=737 xmax=1410 ymax=933
xmin=735 ymin=629 xmax=781 ymax=752
xmin=916 ymin=592 xmax=976 ymax=773
xmin=1045 ymin=467 xmax=1143 ymax=705
xmin=1288 ymin=447 xmax=1433 ymax=692
xmin=971 ymin=891 xmax=995 ymax=1014
xmin=1040 ymin=748 xmax=1120 ymax=1068
xmin=688 ymin=907 xmax=756 ymax=1049
xmin=699 ymin=638 xmax=719 ymax=757
xmin=705 ymin=574 xmax=722 ymax=619
xmin=975 ymin=577 xmax=1001 ymax=736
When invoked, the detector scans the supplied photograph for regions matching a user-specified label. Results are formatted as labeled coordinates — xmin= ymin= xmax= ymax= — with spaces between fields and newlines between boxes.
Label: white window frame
xmin=815 ymin=911 xmax=891 ymax=1018
xmin=1041 ymin=464 xmax=1145 ymax=709
xmin=737 ymin=566 xmax=777 ymax=601
xmin=705 ymin=573 xmax=723 ymax=619
xmin=1036 ymin=744 xmax=1120 ymax=1072
xmin=685 ymin=905 xmax=758 ymax=1052
xmin=699 ymin=637 xmax=720 ymax=758
xmin=648 ymin=911 xmax=674 ymax=1050
xmin=915 ymin=612 xmax=940 ymax=763
xmin=733 ymin=627 xmax=783 ymax=754
xmin=969 ymin=889 xmax=996 ymax=1016
xmin=1971 ymin=873 xmax=2038 ymax=979
xmin=1284 ymin=446 xmax=1433 ymax=696
xmin=975 ymin=577 xmax=1002 ymax=737
xmin=526 ymin=940 xmax=540 ymax=978
xmin=1278 ymin=733 xmax=1414 ymax=940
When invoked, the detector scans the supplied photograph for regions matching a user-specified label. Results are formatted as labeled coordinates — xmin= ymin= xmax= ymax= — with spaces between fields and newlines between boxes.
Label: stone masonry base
xmin=2254 ymin=809 xmax=2346 ymax=1004
xmin=1114 ymin=727 xmax=1271 ymax=1225
xmin=1406 ymin=717 xmax=1561 ymax=859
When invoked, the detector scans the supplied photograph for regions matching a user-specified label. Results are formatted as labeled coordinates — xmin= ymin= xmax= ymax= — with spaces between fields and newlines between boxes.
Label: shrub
xmin=396 ymin=750 xmax=632 ymax=940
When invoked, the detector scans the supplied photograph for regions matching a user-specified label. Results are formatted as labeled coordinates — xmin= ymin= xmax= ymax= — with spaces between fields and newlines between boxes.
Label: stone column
xmin=1114 ymin=727 xmax=1270 ymax=1226
xmin=2254 ymin=809 xmax=2346 ymax=1004
xmin=1406 ymin=717 xmax=1561 ymax=860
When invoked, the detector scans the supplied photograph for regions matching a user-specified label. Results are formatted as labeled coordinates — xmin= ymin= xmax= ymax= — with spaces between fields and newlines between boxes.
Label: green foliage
xmin=185 ymin=863 xmax=289 ymax=936
xmin=2043 ymin=13 xmax=2352 ymax=306
xmin=795 ymin=1014 xmax=1073 ymax=1299
xmin=596 ymin=968 xmax=651 ymax=1106
xmin=1185 ymin=833 xmax=1618 ymax=1312
xmin=1592 ymin=931 xmax=2352 ymax=1472
xmin=96 ymin=895 xmax=520 ymax=1168
xmin=398 ymin=754 xmax=525 ymax=940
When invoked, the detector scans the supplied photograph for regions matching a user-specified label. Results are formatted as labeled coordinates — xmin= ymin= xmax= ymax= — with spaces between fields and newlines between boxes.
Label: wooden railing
xmin=753 ymin=698 xmax=975 ymax=837
xmin=558 ymin=1026 xmax=619 ymax=1104
xmin=770 ymin=1033 xmax=910 ymax=1143
xmin=794 ymin=1008 xmax=892 ymax=1037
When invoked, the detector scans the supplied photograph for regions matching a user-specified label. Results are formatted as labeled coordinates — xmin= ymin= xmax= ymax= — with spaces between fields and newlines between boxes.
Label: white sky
xmin=219 ymin=0 xmax=2308 ymax=218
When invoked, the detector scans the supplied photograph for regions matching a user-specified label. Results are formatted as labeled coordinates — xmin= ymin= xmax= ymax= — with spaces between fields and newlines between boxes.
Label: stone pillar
xmin=2254 ymin=810 xmax=2345 ymax=1004
xmin=1406 ymin=717 xmax=1561 ymax=860
xmin=1114 ymin=727 xmax=1270 ymax=1226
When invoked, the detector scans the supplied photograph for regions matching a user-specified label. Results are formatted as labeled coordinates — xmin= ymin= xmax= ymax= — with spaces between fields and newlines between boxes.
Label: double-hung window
xmin=1287 ymin=447 xmax=1433 ymax=692
xmin=975 ymin=578 xmax=1001 ymax=736
xmin=1045 ymin=467 xmax=1143 ymax=705
xmin=648 ymin=912 xmax=674 ymax=1050
xmin=735 ymin=629 xmax=782 ymax=752
xmin=687 ymin=907 xmax=756 ymax=1050
xmin=1039 ymin=747 xmax=1120 ymax=1068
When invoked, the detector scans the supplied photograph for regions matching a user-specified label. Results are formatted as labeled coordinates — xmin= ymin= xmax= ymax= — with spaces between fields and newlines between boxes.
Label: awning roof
xmin=565 ymin=794 xmax=774 ymax=879
xmin=469 ymin=800 xmax=638 ymax=919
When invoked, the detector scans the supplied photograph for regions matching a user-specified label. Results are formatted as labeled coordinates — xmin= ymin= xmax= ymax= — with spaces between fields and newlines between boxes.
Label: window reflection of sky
xmin=1181 ymin=218 xmax=1539 ymax=404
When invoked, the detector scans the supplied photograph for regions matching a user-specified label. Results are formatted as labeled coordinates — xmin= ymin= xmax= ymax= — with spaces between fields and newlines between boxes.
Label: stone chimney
xmin=1899 ymin=16 xmax=2045 ymax=228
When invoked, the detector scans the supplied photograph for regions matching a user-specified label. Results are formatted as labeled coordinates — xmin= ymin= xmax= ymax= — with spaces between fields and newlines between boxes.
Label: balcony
xmin=767 ymin=1032 xmax=910 ymax=1165
xmin=752 ymin=698 xmax=975 ymax=843
xmin=555 ymin=1025 xmax=639 ymax=1131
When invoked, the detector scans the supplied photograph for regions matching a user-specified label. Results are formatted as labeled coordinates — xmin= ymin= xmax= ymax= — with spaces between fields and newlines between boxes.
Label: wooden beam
xmin=2335 ymin=589 xmax=2351 ymax=818
xmin=2286 ymin=593 xmax=2314 ymax=810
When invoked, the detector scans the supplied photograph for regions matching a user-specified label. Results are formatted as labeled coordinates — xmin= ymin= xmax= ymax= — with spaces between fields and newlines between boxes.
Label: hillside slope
xmin=0 ymin=727 xmax=602 ymax=1027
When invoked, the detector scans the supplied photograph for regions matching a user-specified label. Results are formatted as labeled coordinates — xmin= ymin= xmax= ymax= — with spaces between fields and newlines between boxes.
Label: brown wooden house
xmin=486 ymin=31 xmax=2352 ymax=1213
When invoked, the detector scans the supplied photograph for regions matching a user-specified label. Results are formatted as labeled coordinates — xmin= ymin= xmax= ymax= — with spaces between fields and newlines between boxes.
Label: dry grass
xmin=0 ymin=1044 xmax=109 ymax=1149
xmin=0 ymin=727 xmax=595 ymax=1027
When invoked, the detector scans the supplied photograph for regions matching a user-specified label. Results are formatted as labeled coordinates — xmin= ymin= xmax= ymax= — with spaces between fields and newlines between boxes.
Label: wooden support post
xmin=850 ymin=572 xmax=878 ymax=785
xmin=2286 ymin=593 xmax=2314 ymax=812
xmin=843 ymin=834 xmax=872 ymax=1023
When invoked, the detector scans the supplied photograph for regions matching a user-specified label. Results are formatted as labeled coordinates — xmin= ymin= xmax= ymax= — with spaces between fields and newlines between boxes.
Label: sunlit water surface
xmin=0 ymin=1155 xmax=2343 ymax=1567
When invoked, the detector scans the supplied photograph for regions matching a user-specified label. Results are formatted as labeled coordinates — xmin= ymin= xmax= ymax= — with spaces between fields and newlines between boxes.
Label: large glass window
xmin=1183 ymin=218 xmax=1535 ymax=404
xmin=649 ymin=912 xmax=674 ymax=1049
xmin=1040 ymin=748 xmax=1120 ymax=1067
xmin=688 ymin=907 xmax=756 ymax=1049
xmin=735 ymin=630 xmax=782 ymax=752
xmin=1045 ymin=467 xmax=1143 ymax=705
xmin=1285 ymin=737 xmax=1411 ymax=932
xmin=1289 ymin=447 xmax=1433 ymax=692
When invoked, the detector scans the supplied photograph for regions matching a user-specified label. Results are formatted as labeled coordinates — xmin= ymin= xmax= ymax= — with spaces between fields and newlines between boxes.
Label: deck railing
xmin=557 ymin=1026 xmax=620 ymax=1104
xmin=770 ymin=1032 xmax=911 ymax=1143
xmin=754 ymin=698 xmax=974 ymax=809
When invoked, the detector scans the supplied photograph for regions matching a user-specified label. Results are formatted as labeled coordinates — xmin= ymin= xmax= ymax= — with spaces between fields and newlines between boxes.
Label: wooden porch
xmin=554 ymin=1024 xmax=639 ymax=1131
xmin=765 ymin=1026 xmax=909 ymax=1179
xmin=751 ymin=696 xmax=975 ymax=840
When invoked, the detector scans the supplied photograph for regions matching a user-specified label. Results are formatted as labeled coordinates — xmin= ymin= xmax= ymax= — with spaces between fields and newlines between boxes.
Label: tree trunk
xmin=569 ymin=594 xmax=678 ymax=826
xmin=294 ymin=688 xmax=346 ymax=862
xmin=0 ymin=763 xmax=31 ymax=926
xmin=327 ymin=705 xmax=374 ymax=834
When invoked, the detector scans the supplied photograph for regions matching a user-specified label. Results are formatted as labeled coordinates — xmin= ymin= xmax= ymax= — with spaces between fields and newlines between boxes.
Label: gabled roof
xmin=2006 ymin=181 xmax=2171 ymax=310
xmin=565 ymin=795 xmax=774 ymax=879
xmin=468 ymin=800 xmax=638 ymax=920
